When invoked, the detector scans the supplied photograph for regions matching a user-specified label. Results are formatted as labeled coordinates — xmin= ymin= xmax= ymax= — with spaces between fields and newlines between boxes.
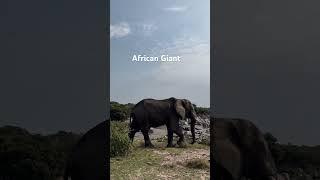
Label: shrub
xmin=110 ymin=108 xmax=127 ymax=121
xmin=110 ymin=121 xmax=132 ymax=157
xmin=193 ymin=104 xmax=209 ymax=115
xmin=110 ymin=101 xmax=133 ymax=121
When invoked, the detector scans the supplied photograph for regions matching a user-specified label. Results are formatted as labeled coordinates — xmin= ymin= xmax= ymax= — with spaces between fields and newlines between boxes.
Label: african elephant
xmin=213 ymin=117 xmax=290 ymax=180
xmin=64 ymin=120 xmax=107 ymax=180
xmin=128 ymin=97 xmax=197 ymax=147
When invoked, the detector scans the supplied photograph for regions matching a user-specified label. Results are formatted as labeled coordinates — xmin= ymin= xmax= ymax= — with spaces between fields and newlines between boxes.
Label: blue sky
xmin=110 ymin=0 xmax=210 ymax=107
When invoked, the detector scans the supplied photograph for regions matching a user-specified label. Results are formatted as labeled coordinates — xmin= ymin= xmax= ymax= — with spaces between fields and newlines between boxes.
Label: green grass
xmin=110 ymin=146 xmax=161 ymax=179
xmin=110 ymin=140 xmax=210 ymax=180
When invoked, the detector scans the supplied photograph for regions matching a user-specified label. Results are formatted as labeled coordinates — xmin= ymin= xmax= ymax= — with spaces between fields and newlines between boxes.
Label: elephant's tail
xmin=129 ymin=113 xmax=134 ymax=126
xmin=128 ymin=113 xmax=136 ymax=143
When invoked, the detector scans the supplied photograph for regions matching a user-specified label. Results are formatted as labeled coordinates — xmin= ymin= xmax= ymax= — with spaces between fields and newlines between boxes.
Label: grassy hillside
xmin=265 ymin=132 xmax=320 ymax=177
xmin=0 ymin=126 xmax=81 ymax=180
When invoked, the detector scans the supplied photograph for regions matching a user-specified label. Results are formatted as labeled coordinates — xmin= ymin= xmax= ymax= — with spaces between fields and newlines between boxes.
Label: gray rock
xmin=183 ymin=127 xmax=190 ymax=131
xmin=149 ymin=128 xmax=154 ymax=134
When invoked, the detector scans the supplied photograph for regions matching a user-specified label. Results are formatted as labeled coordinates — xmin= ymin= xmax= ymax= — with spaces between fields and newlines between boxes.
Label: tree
xmin=110 ymin=101 xmax=132 ymax=121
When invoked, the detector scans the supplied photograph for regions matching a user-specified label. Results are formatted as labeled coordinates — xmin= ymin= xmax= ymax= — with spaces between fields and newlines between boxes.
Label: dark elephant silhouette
xmin=213 ymin=117 xmax=290 ymax=180
xmin=128 ymin=97 xmax=197 ymax=147
xmin=64 ymin=120 xmax=108 ymax=180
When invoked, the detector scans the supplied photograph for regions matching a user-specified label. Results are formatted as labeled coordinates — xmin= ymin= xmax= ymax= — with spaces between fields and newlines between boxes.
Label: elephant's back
xmin=214 ymin=118 xmax=261 ymax=138
xmin=131 ymin=99 xmax=172 ymax=127
xmin=133 ymin=99 xmax=171 ymax=113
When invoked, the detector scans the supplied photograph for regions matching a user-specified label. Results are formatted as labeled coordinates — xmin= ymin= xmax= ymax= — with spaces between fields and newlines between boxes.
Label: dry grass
xmin=184 ymin=159 xmax=210 ymax=169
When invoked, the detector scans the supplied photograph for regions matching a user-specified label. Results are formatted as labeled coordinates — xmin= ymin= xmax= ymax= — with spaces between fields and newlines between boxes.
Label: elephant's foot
xmin=145 ymin=143 xmax=154 ymax=148
xmin=177 ymin=140 xmax=187 ymax=148
xmin=166 ymin=143 xmax=176 ymax=148
xmin=178 ymin=142 xmax=187 ymax=148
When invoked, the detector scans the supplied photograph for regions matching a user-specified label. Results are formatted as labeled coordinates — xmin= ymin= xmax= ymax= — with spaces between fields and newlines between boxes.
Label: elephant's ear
xmin=174 ymin=100 xmax=186 ymax=120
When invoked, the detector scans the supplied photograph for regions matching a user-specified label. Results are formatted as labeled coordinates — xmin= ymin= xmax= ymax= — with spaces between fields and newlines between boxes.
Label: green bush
xmin=193 ymin=104 xmax=209 ymax=115
xmin=110 ymin=121 xmax=132 ymax=157
xmin=110 ymin=101 xmax=133 ymax=121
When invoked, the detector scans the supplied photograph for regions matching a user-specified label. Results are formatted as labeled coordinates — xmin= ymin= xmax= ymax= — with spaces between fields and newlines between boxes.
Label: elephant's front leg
xmin=190 ymin=122 xmax=196 ymax=144
xmin=166 ymin=129 xmax=175 ymax=147
xmin=175 ymin=127 xmax=186 ymax=147
xmin=142 ymin=129 xmax=154 ymax=148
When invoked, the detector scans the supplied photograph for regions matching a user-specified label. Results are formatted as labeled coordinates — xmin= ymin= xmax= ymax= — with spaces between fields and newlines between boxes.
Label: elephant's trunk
xmin=190 ymin=118 xmax=196 ymax=144
xmin=190 ymin=109 xmax=197 ymax=144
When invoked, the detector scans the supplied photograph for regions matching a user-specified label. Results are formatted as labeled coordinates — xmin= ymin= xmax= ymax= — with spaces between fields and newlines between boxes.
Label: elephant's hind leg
xmin=128 ymin=129 xmax=139 ymax=143
xmin=166 ymin=129 xmax=175 ymax=147
xmin=142 ymin=129 xmax=154 ymax=148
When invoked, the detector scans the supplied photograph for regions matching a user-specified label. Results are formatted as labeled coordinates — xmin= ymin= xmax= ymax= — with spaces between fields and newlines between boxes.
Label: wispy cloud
xmin=141 ymin=23 xmax=158 ymax=36
xmin=163 ymin=6 xmax=188 ymax=12
xmin=110 ymin=22 xmax=130 ymax=39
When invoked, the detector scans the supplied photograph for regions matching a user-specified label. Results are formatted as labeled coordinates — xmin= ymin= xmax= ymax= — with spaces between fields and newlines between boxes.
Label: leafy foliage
xmin=193 ymin=104 xmax=209 ymax=115
xmin=0 ymin=126 xmax=81 ymax=180
xmin=110 ymin=121 xmax=132 ymax=157
xmin=264 ymin=132 xmax=320 ymax=174
xmin=110 ymin=101 xmax=133 ymax=121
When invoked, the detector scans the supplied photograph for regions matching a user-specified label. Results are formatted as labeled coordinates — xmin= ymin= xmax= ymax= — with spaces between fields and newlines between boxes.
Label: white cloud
xmin=141 ymin=23 xmax=158 ymax=36
xmin=163 ymin=6 xmax=188 ymax=12
xmin=110 ymin=22 xmax=130 ymax=39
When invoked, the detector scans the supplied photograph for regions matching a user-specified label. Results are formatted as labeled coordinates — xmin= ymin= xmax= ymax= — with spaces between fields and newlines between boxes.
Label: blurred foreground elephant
xmin=213 ymin=118 xmax=290 ymax=180
xmin=64 ymin=120 xmax=107 ymax=180
xmin=129 ymin=97 xmax=197 ymax=147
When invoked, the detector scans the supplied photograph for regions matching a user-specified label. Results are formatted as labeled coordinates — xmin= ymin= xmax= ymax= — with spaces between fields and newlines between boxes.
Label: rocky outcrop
xmin=181 ymin=115 xmax=210 ymax=144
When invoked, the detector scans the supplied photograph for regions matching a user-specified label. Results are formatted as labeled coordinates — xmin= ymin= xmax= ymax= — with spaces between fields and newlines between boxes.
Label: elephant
xmin=64 ymin=120 xmax=108 ymax=180
xmin=128 ymin=97 xmax=197 ymax=148
xmin=213 ymin=117 xmax=290 ymax=180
